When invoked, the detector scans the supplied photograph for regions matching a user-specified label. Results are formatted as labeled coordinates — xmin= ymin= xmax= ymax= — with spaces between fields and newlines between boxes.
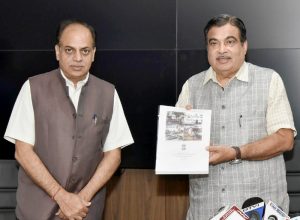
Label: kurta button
xmin=222 ymin=188 xmax=225 ymax=192
xmin=72 ymin=135 xmax=75 ymax=139
xmin=221 ymin=125 xmax=225 ymax=129
xmin=221 ymin=105 xmax=225 ymax=109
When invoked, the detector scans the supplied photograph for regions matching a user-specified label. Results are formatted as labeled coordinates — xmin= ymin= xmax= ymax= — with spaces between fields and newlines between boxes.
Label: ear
xmin=54 ymin=45 xmax=60 ymax=61
xmin=92 ymin=47 xmax=96 ymax=62
xmin=242 ymin=40 xmax=248 ymax=55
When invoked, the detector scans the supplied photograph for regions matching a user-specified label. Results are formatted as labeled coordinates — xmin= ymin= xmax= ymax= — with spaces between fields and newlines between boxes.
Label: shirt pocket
xmin=240 ymin=107 xmax=266 ymax=143
xmin=91 ymin=113 xmax=110 ymax=150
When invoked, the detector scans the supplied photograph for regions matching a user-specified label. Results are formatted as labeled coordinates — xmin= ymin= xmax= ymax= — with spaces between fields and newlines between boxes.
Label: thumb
xmin=185 ymin=105 xmax=192 ymax=110
xmin=207 ymin=146 xmax=218 ymax=152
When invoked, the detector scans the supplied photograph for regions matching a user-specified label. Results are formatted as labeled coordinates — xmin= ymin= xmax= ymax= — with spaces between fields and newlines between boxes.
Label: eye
xmin=225 ymin=39 xmax=237 ymax=47
xmin=64 ymin=48 xmax=73 ymax=54
xmin=209 ymin=40 xmax=218 ymax=47
xmin=81 ymin=49 xmax=91 ymax=55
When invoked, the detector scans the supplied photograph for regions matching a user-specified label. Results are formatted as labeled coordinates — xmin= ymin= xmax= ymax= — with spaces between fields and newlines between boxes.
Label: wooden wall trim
xmin=103 ymin=169 xmax=189 ymax=220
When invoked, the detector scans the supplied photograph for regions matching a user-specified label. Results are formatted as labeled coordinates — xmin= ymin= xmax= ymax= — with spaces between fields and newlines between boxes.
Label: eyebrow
xmin=80 ymin=47 xmax=92 ymax=50
xmin=225 ymin=36 xmax=238 ymax=41
xmin=208 ymin=38 xmax=218 ymax=43
xmin=61 ymin=45 xmax=92 ymax=50
xmin=208 ymin=36 xmax=238 ymax=41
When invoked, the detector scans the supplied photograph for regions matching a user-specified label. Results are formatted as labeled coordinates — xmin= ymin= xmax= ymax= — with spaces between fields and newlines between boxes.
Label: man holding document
xmin=176 ymin=14 xmax=296 ymax=219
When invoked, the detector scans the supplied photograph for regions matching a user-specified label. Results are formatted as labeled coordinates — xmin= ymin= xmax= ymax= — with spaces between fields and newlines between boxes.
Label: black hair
xmin=56 ymin=19 xmax=96 ymax=47
xmin=204 ymin=14 xmax=247 ymax=44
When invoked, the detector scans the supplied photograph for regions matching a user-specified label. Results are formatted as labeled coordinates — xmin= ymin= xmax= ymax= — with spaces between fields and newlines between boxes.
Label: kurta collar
xmin=59 ymin=69 xmax=89 ymax=89
xmin=203 ymin=62 xmax=249 ymax=85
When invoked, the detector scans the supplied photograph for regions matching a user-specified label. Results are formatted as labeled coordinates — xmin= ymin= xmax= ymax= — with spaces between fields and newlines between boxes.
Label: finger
xmin=76 ymin=207 xmax=88 ymax=217
xmin=58 ymin=211 xmax=68 ymax=220
xmin=78 ymin=211 xmax=87 ymax=218
xmin=185 ymin=105 xmax=192 ymax=110
xmin=57 ymin=210 xmax=62 ymax=217
xmin=58 ymin=213 xmax=64 ymax=219
xmin=207 ymin=146 xmax=220 ymax=152
xmin=55 ymin=209 xmax=61 ymax=216
xmin=56 ymin=209 xmax=67 ymax=220
xmin=58 ymin=212 xmax=65 ymax=219
xmin=81 ymin=206 xmax=89 ymax=214
xmin=206 ymin=146 xmax=214 ymax=152
xmin=80 ymin=208 xmax=89 ymax=214
xmin=84 ymin=201 xmax=91 ymax=207
xmin=72 ymin=215 xmax=83 ymax=220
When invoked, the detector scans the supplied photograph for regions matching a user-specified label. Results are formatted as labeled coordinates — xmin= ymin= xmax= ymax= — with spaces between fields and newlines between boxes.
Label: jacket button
xmin=72 ymin=157 xmax=78 ymax=162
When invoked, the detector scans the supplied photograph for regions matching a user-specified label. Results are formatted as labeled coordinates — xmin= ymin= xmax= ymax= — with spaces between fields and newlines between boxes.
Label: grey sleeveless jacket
xmin=186 ymin=63 xmax=288 ymax=220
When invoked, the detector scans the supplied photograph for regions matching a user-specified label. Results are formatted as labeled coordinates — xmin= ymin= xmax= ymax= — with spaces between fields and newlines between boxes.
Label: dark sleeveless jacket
xmin=16 ymin=69 xmax=114 ymax=220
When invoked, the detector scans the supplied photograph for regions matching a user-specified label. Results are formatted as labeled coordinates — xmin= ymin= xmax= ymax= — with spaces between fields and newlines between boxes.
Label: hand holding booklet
xmin=155 ymin=105 xmax=211 ymax=174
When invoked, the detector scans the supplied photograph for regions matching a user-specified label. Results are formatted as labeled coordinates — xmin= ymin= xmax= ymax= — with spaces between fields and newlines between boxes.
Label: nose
xmin=218 ymin=42 xmax=227 ymax=53
xmin=73 ymin=50 xmax=83 ymax=62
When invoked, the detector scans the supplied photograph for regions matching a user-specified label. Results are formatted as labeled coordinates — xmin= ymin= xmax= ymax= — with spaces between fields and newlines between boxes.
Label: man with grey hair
xmin=176 ymin=14 xmax=296 ymax=219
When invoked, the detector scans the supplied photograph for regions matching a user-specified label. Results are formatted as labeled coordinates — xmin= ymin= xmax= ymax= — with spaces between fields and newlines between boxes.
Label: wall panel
xmin=178 ymin=0 xmax=300 ymax=49
xmin=1 ymin=0 xmax=300 ymax=217
xmin=0 ymin=0 xmax=176 ymax=50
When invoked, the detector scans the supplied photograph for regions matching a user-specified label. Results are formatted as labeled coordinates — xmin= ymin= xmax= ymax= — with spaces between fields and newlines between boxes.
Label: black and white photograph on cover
xmin=165 ymin=111 xmax=203 ymax=141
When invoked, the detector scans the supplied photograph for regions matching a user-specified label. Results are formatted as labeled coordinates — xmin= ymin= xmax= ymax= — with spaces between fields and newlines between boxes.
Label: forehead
xmin=59 ymin=24 xmax=93 ymax=46
xmin=207 ymin=23 xmax=240 ymax=40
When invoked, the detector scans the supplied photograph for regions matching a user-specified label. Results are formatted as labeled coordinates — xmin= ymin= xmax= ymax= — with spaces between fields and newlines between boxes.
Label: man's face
xmin=206 ymin=23 xmax=247 ymax=78
xmin=55 ymin=24 xmax=96 ymax=85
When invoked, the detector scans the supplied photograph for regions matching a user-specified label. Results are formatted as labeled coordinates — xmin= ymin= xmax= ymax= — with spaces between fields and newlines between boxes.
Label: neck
xmin=216 ymin=72 xmax=236 ymax=87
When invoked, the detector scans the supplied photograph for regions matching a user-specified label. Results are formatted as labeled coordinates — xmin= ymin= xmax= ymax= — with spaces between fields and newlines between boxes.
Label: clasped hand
xmin=54 ymin=190 xmax=91 ymax=220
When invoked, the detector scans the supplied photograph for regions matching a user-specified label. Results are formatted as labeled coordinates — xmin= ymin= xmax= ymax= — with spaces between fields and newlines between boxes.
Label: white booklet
xmin=155 ymin=105 xmax=211 ymax=174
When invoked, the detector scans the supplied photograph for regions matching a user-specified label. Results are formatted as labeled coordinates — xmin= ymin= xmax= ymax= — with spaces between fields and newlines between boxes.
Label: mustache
xmin=216 ymin=55 xmax=231 ymax=59
xmin=70 ymin=65 xmax=84 ymax=67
